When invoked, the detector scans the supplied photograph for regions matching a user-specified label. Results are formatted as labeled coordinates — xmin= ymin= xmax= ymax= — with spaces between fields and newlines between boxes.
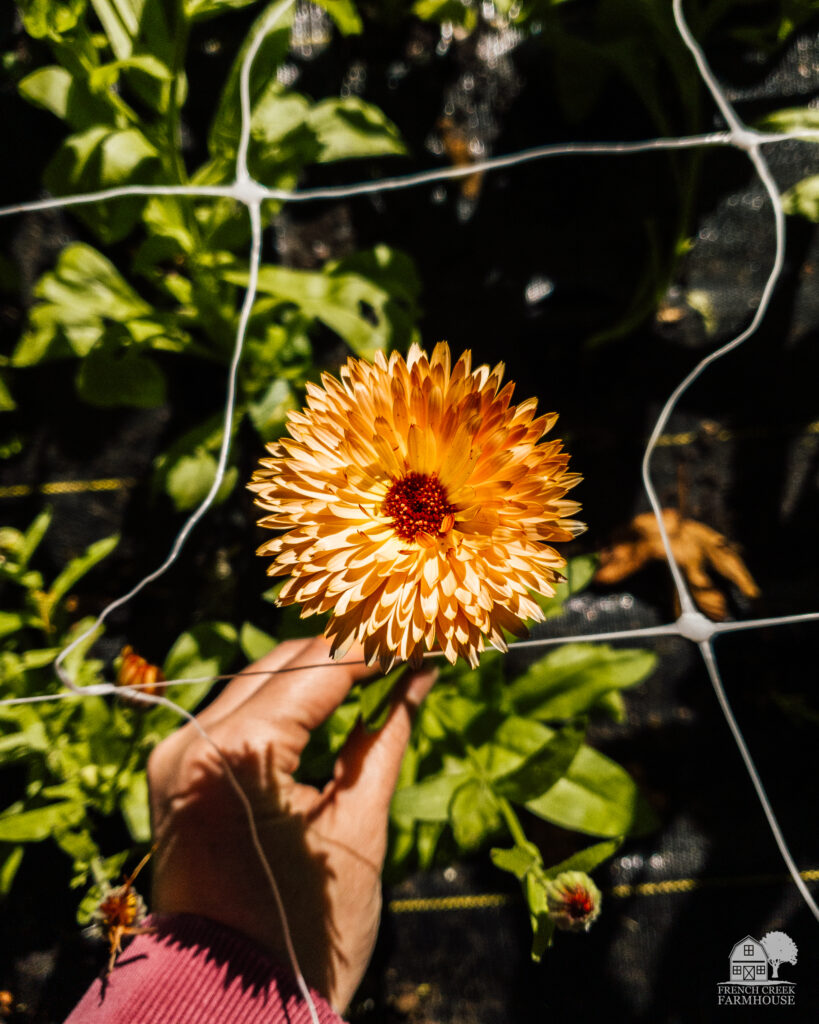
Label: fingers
xmin=194 ymin=638 xmax=314 ymax=729
xmin=331 ymin=666 xmax=438 ymax=821
xmin=233 ymin=636 xmax=377 ymax=742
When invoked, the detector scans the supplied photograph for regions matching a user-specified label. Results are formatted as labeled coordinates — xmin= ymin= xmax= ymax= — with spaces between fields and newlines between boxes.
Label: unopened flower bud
xmin=546 ymin=870 xmax=601 ymax=932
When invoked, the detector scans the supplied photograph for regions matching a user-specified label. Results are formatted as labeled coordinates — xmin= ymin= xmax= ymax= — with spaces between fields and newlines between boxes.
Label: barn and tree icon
xmin=727 ymin=931 xmax=798 ymax=983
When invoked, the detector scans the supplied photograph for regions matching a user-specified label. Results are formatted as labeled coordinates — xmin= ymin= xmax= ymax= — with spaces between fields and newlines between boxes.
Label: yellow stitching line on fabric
xmin=0 ymin=477 xmax=136 ymax=498
xmin=388 ymin=869 xmax=819 ymax=912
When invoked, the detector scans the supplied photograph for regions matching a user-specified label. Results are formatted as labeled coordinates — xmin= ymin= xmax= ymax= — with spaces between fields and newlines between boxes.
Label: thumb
xmin=331 ymin=666 xmax=438 ymax=821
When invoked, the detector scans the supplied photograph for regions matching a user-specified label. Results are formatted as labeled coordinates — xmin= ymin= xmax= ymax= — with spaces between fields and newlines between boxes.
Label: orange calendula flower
xmin=249 ymin=343 xmax=584 ymax=670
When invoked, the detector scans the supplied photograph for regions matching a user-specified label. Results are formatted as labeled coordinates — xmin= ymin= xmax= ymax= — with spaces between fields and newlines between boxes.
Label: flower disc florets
xmin=545 ymin=871 xmax=602 ymax=932
xmin=249 ymin=342 xmax=584 ymax=670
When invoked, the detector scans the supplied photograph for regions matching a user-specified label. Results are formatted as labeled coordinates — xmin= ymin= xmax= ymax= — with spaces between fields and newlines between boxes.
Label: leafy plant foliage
xmin=12 ymin=0 xmax=419 ymax=509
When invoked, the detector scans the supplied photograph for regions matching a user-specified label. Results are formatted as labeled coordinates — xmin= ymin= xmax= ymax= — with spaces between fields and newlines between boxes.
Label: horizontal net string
xmin=2 ymin=127 xmax=818 ymax=222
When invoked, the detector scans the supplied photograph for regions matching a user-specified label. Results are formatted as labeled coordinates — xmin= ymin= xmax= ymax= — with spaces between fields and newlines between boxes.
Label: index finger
xmin=232 ymin=635 xmax=376 ymax=740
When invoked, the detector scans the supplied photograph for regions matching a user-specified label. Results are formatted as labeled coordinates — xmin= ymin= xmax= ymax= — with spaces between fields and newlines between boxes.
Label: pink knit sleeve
xmin=65 ymin=914 xmax=346 ymax=1024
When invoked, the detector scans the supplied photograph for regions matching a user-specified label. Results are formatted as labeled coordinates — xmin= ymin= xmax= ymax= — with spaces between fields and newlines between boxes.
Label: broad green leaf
xmin=0 ymin=845 xmax=24 ymax=895
xmin=43 ymin=127 xmax=161 ymax=242
xmin=19 ymin=0 xmax=87 ymax=38
xmin=14 ymin=244 xmax=153 ymax=367
xmin=231 ymin=245 xmax=420 ymax=358
xmin=416 ymin=820 xmax=444 ymax=869
xmin=142 ymin=196 xmax=198 ymax=255
xmin=206 ymin=0 xmax=296 ymax=157
xmin=308 ymin=96 xmax=406 ymax=162
xmin=56 ymin=828 xmax=99 ymax=869
xmin=506 ymin=644 xmax=656 ymax=720
xmin=360 ymin=666 xmax=406 ymax=730
xmin=0 ymin=612 xmax=27 ymax=640
xmin=165 ymin=450 xmax=239 ymax=511
xmin=239 ymin=621 xmax=278 ymax=661
xmin=18 ymin=66 xmax=111 ymax=130
xmin=544 ymin=838 xmax=622 ymax=881
xmin=449 ymin=778 xmax=502 ymax=851
xmin=412 ymin=0 xmax=478 ymax=30
xmin=162 ymin=621 xmax=238 ymax=710
xmin=534 ymin=553 xmax=598 ymax=618
xmin=525 ymin=745 xmax=652 ymax=838
xmin=121 ymin=773 xmax=151 ymax=842
xmin=50 ymin=535 xmax=118 ymax=604
xmin=313 ymin=0 xmax=362 ymax=34
xmin=531 ymin=914 xmax=556 ymax=961
xmin=493 ymin=720 xmax=585 ymax=803
xmin=247 ymin=378 xmax=297 ymax=439
xmin=782 ymin=176 xmax=819 ymax=222
xmin=490 ymin=840 xmax=542 ymax=881
xmin=88 ymin=54 xmax=171 ymax=92
xmin=391 ymin=769 xmax=472 ymax=822
xmin=0 ymin=801 xmax=86 ymax=842
xmin=76 ymin=347 xmax=167 ymax=408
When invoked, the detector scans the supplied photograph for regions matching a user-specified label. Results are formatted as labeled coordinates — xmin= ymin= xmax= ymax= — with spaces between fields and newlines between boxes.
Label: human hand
xmin=147 ymin=637 xmax=436 ymax=1012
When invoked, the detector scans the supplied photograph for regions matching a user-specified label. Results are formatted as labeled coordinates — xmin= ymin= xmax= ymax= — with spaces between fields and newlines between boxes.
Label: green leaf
xmin=412 ymin=0 xmax=478 ymax=30
xmin=506 ymin=644 xmax=656 ymax=720
xmin=88 ymin=54 xmax=171 ymax=92
xmin=14 ymin=244 xmax=153 ymax=367
xmin=185 ymin=0 xmax=260 ymax=20
xmin=0 ymin=845 xmax=24 ymax=895
xmin=756 ymin=107 xmax=819 ymax=136
xmin=231 ymin=245 xmax=420 ymax=358
xmin=0 ymin=801 xmax=86 ymax=842
xmin=360 ymin=666 xmax=406 ymax=730
xmin=0 ymin=612 xmax=26 ymax=640
xmin=206 ymin=0 xmax=296 ymax=159
xmin=19 ymin=0 xmax=87 ymax=38
xmin=544 ymin=838 xmax=622 ymax=881
xmin=525 ymin=744 xmax=653 ymax=838
xmin=391 ymin=769 xmax=472 ymax=823
xmin=247 ymin=378 xmax=297 ymax=439
xmin=239 ymin=621 xmax=278 ymax=661
xmin=76 ymin=347 xmax=167 ymax=408
xmin=313 ymin=0 xmax=362 ymax=34
xmin=782 ymin=176 xmax=819 ymax=222
xmin=19 ymin=508 xmax=53 ymax=568
xmin=449 ymin=778 xmax=502 ymax=851
xmin=531 ymin=914 xmax=556 ymax=961
xmin=308 ymin=96 xmax=405 ymax=162
xmin=493 ymin=720 xmax=586 ymax=803
xmin=43 ymin=126 xmax=161 ymax=242
xmin=120 ymin=773 xmax=151 ymax=842
xmin=162 ymin=621 xmax=238 ymax=709
xmin=50 ymin=535 xmax=118 ymax=604
xmin=18 ymin=66 xmax=111 ymax=130
xmin=165 ymin=450 xmax=239 ymax=512
xmin=535 ymin=553 xmax=598 ymax=618
xmin=490 ymin=840 xmax=542 ymax=881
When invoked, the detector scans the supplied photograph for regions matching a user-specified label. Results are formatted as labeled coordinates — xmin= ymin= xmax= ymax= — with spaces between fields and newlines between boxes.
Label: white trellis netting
xmin=1 ymin=0 xmax=819 ymax=1016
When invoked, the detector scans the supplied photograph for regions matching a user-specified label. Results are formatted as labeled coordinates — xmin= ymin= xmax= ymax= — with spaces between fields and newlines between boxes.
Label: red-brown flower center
xmin=565 ymin=886 xmax=595 ymax=919
xmin=383 ymin=472 xmax=455 ymax=542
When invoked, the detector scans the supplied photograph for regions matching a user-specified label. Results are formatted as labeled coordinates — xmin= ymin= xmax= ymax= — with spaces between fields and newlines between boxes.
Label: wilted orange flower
xmin=249 ymin=343 xmax=584 ymax=670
